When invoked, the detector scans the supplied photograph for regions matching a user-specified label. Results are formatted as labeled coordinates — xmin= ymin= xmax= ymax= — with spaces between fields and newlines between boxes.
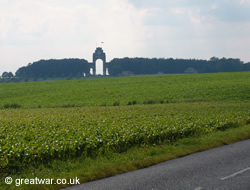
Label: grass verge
xmin=1 ymin=124 xmax=250 ymax=190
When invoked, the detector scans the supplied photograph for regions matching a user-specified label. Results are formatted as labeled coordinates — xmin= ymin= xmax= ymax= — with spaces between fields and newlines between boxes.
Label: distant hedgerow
xmin=3 ymin=103 xmax=22 ymax=109
xmin=143 ymin=100 xmax=157 ymax=105
xmin=128 ymin=100 xmax=137 ymax=105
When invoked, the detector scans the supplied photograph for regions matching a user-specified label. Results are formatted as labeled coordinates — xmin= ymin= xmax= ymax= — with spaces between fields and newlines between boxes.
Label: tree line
xmin=1 ymin=57 xmax=250 ymax=82
xmin=16 ymin=59 xmax=89 ymax=79
xmin=108 ymin=57 xmax=250 ymax=76
xmin=1 ymin=59 xmax=89 ymax=82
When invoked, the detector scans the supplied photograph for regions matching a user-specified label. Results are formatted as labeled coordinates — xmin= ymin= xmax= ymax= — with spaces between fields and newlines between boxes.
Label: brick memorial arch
xmin=90 ymin=47 xmax=109 ymax=76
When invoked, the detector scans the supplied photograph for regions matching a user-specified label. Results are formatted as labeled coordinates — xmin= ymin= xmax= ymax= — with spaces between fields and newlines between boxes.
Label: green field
xmin=0 ymin=72 xmax=250 ymax=189
xmin=0 ymin=72 xmax=249 ymax=108
xmin=1 ymin=102 xmax=249 ymax=170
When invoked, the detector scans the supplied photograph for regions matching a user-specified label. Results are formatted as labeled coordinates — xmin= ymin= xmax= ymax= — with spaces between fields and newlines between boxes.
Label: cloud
xmin=0 ymin=0 xmax=149 ymax=74
xmin=0 ymin=0 xmax=148 ymax=46
xmin=127 ymin=0 xmax=250 ymax=62
xmin=0 ymin=0 xmax=91 ymax=45
xmin=208 ymin=1 xmax=250 ymax=22
xmin=129 ymin=0 xmax=250 ymax=23
xmin=0 ymin=0 xmax=250 ymax=75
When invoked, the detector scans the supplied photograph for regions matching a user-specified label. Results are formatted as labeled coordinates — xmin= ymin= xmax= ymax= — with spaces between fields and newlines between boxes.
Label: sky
xmin=1 ymin=0 xmax=250 ymax=75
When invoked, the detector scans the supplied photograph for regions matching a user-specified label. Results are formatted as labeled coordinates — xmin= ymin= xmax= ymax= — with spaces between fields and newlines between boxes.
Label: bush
xmin=3 ymin=103 xmax=22 ymax=109
xmin=128 ymin=100 xmax=137 ymax=106
xmin=100 ymin=103 xmax=107 ymax=107
xmin=113 ymin=101 xmax=120 ymax=106
xmin=143 ymin=100 xmax=156 ymax=104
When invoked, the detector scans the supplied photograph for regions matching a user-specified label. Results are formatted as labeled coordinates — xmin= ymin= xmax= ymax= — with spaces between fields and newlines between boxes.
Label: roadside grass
xmin=1 ymin=124 xmax=250 ymax=190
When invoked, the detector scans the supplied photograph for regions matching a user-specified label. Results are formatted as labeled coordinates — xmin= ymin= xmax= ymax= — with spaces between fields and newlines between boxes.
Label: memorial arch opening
xmin=90 ymin=47 xmax=109 ymax=76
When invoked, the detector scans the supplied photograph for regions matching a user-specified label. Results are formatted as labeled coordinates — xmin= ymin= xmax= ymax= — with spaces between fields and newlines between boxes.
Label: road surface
xmin=64 ymin=139 xmax=250 ymax=190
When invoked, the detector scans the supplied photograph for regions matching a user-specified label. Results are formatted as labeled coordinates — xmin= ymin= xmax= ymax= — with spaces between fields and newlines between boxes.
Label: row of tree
xmin=108 ymin=57 xmax=250 ymax=76
xmin=15 ymin=59 xmax=89 ymax=79
xmin=1 ymin=57 xmax=250 ymax=82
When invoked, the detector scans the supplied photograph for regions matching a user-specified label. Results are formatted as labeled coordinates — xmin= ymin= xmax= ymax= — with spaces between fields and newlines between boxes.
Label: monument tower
xmin=90 ymin=47 xmax=108 ymax=76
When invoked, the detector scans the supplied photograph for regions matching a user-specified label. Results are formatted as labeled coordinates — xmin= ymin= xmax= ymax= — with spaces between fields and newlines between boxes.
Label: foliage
xmin=15 ymin=59 xmax=89 ymax=79
xmin=128 ymin=100 xmax=137 ymax=105
xmin=108 ymin=57 xmax=250 ymax=76
xmin=0 ymin=102 xmax=249 ymax=173
xmin=113 ymin=101 xmax=120 ymax=106
xmin=3 ymin=103 xmax=21 ymax=109
xmin=1 ymin=72 xmax=14 ymax=79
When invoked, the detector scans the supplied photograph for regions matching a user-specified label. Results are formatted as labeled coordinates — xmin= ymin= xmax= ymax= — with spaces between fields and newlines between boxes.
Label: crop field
xmin=1 ymin=102 xmax=249 ymax=172
xmin=0 ymin=72 xmax=249 ymax=108
xmin=0 ymin=72 xmax=249 ymax=177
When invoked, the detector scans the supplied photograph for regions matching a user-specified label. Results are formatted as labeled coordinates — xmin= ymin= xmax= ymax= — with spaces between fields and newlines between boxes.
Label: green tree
xmin=2 ymin=72 xmax=14 ymax=78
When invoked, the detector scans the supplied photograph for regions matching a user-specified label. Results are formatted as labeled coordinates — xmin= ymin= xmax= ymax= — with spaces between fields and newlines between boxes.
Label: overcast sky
xmin=1 ymin=0 xmax=250 ymax=75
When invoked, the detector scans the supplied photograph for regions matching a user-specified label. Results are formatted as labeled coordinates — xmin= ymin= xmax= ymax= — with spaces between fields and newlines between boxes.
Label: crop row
xmin=0 ymin=103 xmax=249 ymax=171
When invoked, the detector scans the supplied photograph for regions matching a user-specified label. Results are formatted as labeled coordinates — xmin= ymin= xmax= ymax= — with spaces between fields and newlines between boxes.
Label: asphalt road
xmin=64 ymin=139 xmax=250 ymax=190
